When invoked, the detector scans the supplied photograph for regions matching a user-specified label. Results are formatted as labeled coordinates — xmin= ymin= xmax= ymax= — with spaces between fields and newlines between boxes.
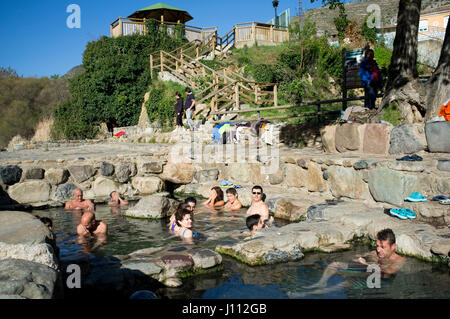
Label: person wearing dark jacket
xmin=174 ymin=92 xmax=184 ymax=130
xmin=359 ymin=49 xmax=382 ymax=110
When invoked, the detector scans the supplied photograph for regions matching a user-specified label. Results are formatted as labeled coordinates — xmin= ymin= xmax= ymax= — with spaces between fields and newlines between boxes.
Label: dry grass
xmin=31 ymin=117 xmax=54 ymax=142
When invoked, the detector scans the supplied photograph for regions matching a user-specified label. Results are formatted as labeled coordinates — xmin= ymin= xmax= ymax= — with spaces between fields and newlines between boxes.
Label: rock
xmin=121 ymin=261 xmax=162 ymax=276
xmin=194 ymin=169 xmax=219 ymax=183
xmin=229 ymin=163 xmax=251 ymax=184
xmin=0 ymin=243 xmax=58 ymax=269
xmin=24 ymin=168 xmax=45 ymax=180
xmin=0 ymin=165 xmax=22 ymax=185
xmin=45 ymin=168 xmax=69 ymax=185
xmin=8 ymin=181 xmax=51 ymax=204
xmin=125 ymin=194 xmax=178 ymax=219
xmin=188 ymin=249 xmax=222 ymax=269
xmin=307 ymin=162 xmax=327 ymax=192
xmin=139 ymin=162 xmax=164 ymax=175
xmin=0 ymin=259 xmax=60 ymax=299
xmin=284 ymin=164 xmax=307 ymax=188
xmin=296 ymin=158 xmax=310 ymax=169
xmin=437 ymin=160 xmax=450 ymax=172
xmin=403 ymin=202 xmax=449 ymax=219
xmin=160 ymin=163 xmax=195 ymax=184
xmin=368 ymin=168 xmax=419 ymax=206
xmin=163 ymin=278 xmax=183 ymax=288
xmin=363 ymin=124 xmax=391 ymax=155
xmin=389 ymin=124 xmax=426 ymax=154
xmin=430 ymin=240 xmax=450 ymax=257
xmin=384 ymin=161 xmax=424 ymax=172
xmin=131 ymin=177 xmax=163 ymax=195
xmin=268 ymin=168 xmax=284 ymax=185
xmin=335 ymin=123 xmax=362 ymax=152
xmin=92 ymin=177 xmax=120 ymax=197
xmin=425 ymin=121 xmax=450 ymax=153
xmin=161 ymin=255 xmax=194 ymax=270
xmin=54 ymin=183 xmax=77 ymax=201
xmin=320 ymin=125 xmax=336 ymax=153
xmin=0 ymin=211 xmax=54 ymax=245
xmin=353 ymin=160 xmax=369 ymax=170
xmin=68 ymin=165 xmax=95 ymax=183
xmin=274 ymin=198 xmax=313 ymax=221
xmin=115 ymin=164 xmax=131 ymax=183
xmin=327 ymin=166 xmax=369 ymax=199
xmin=100 ymin=162 xmax=115 ymax=176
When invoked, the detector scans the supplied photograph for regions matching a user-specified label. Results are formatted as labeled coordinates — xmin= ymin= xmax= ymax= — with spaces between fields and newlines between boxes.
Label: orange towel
xmin=438 ymin=100 xmax=450 ymax=121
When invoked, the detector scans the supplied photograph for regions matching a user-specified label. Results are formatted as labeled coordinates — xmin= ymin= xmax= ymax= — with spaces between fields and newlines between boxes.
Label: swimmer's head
xmin=81 ymin=212 xmax=96 ymax=229
xmin=246 ymin=214 xmax=263 ymax=232
xmin=211 ymin=186 xmax=224 ymax=203
xmin=184 ymin=197 xmax=197 ymax=212
xmin=175 ymin=208 xmax=192 ymax=229
xmin=73 ymin=188 xmax=84 ymax=202
xmin=376 ymin=228 xmax=397 ymax=259
xmin=252 ymin=185 xmax=263 ymax=201
xmin=226 ymin=188 xmax=238 ymax=202
xmin=40 ymin=217 xmax=53 ymax=231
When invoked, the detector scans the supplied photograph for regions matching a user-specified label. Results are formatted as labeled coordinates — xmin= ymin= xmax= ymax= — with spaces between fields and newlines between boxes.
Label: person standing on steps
xmin=184 ymin=87 xmax=196 ymax=131
xmin=174 ymin=91 xmax=184 ymax=131
xmin=359 ymin=49 xmax=382 ymax=110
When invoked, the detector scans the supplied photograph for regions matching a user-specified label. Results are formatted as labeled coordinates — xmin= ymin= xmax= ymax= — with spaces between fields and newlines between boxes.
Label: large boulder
xmin=363 ymin=124 xmax=392 ymax=155
xmin=188 ymin=249 xmax=222 ymax=270
xmin=44 ymin=168 xmax=69 ymax=185
xmin=131 ymin=177 xmax=163 ymax=195
xmin=125 ymin=194 xmax=178 ymax=219
xmin=273 ymin=198 xmax=313 ymax=221
xmin=194 ymin=169 xmax=219 ymax=183
xmin=368 ymin=168 xmax=419 ymax=206
xmin=327 ymin=166 xmax=369 ymax=199
xmin=68 ymin=165 xmax=95 ymax=183
xmin=284 ymin=164 xmax=307 ymax=188
xmin=307 ymin=162 xmax=327 ymax=192
xmin=335 ymin=123 xmax=362 ymax=152
xmin=425 ymin=121 xmax=450 ymax=153
xmin=0 ymin=243 xmax=57 ymax=269
xmin=23 ymin=168 xmax=45 ymax=180
xmin=160 ymin=163 xmax=195 ymax=184
xmin=0 ymin=165 xmax=22 ymax=185
xmin=437 ymin=159 xmax=450 ymax=172
xmin=7 ymin=181 xmax=51 ymax=204
xmin=0 ymin=211 xmax=53 ymax=245
xmin=115 ymin=163 xmax=137 ymax=183
xmin=389 ymin=124 xmax=426 ymax=154
xmin=92 ymin=177 xmax=120 ymax=197
xmin=0 ymin=259 xmax=61 ymax=299
xmin=139 ymin=162 xmax=164 ymax=175
xmin=100 ymin=162 xmax=115 ymax=176
xmin=320 ymin=125 xmax=337 ymax=153
xmin=54 ymin=183 xmax=77 ymax=202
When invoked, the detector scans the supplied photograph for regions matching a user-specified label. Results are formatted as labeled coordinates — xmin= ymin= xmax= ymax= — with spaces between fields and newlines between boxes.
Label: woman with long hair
xmin=202 ymin=186 xmax=225 ymax=208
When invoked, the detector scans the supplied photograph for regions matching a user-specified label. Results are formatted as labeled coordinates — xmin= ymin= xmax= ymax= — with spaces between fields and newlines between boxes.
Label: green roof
xmin=138 ymin=3 xmax=185 ymax=13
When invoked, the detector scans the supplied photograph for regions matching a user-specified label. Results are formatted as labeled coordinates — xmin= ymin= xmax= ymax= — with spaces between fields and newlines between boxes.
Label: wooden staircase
xmin=150 ymin=31 xmax=279 ymax=122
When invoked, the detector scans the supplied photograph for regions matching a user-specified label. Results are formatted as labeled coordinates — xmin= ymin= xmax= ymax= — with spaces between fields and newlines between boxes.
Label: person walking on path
xmin=184 ymin=88 xmax=196 ymax=131
xmin=174 ymin=91 xmax=184 ymax=131
xmin=359 ymin=49 xmax=382 ymax=110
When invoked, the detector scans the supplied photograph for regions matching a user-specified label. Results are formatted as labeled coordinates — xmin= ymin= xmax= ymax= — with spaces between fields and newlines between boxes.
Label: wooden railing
xmin=110 ymin=17 xmax=217 ymax=44
xmin=234 ymin=22 xmax=289 ymax=48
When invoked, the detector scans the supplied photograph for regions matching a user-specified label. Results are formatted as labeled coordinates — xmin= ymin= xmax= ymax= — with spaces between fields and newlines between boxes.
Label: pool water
xmin=33 ymin=202 xmax=450 ymax=299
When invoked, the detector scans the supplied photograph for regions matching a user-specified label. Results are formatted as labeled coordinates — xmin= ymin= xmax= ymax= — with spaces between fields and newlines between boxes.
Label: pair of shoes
xmin=389 ymin=208 xmax=416 ymax=220
xmin=396 ymin=154 xmax=423 ymax=162
xmin=440 ymin=199 xmax=450 ymax=205
xmin=431 ymin=195 xmax=449 ymax=201
xmin=405 ymin=192 xmax=427 ymax=202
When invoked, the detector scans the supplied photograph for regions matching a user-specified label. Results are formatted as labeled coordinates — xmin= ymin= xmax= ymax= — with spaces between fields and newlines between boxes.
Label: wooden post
xmin=180 ymin=48 xmax=184 ymax=64
xmin=271 ymin=25 xmax=274 ymax=43
xmin=252 ymin=23 xmax=256 ymax=44
xmin=150 ymin=55 xmax=153 ymax=79
xmin=110 ymin=24 xmax=113 ymax=37
xmin=235 ymin=83 xmax=239 ymax=109
xmin=342 ymin=48 xmax=348 ymax=110
xmin=196 ymin=46 xmax=199 ymax=58
xmin=202 ymin=67 xmax=206 ymax=77
xmin=176 ymin=60 xmax=179 ymax=73
xmin=274 ymin=84 xmax=278 ymax=107
xmin=119 ymin=18 xmax=123 ymax=36
xmin=255 ymin=85 xmax=259 ymax=103
xmin=160 ymin=51 xmax=164 ymax=73
xmin=143 ymin=18 xmax=146 ymax=34
xmin=212 ymin=34 xmax=216 ymax=57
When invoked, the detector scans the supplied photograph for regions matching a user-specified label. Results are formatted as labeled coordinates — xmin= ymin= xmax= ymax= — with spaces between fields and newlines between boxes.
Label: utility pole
xmin=272 ymin=0 xmax=279 ymax=25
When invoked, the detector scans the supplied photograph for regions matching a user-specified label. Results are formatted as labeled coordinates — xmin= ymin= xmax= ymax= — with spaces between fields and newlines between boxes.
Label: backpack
xmin=438 ymin=99 xmax=450 ymax=121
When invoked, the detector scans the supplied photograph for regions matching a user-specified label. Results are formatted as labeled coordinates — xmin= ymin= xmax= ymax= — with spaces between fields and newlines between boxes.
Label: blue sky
xmin=0 ymin=0 xmax=357 ymax=78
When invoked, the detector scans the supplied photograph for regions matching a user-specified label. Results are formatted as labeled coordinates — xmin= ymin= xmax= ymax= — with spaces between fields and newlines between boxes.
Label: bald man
xmin=65 ymin=188 xmax=95 ymax=211
xmin=76 ymin=212 xmax=107 ymax=236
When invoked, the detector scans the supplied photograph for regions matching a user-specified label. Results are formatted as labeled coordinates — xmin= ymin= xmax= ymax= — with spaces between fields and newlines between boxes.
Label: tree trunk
xmin=379 ymin=0 xmax=426 ymax=123
xmin=425 ymin=20 xmax=450 ymax=120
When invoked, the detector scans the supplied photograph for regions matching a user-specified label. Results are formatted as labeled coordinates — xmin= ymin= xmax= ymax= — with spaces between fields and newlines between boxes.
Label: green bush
xmin=52 ymin=23 xmax=186 ymax=140
xmin=361 ymin=15 xmax=378 ymax=44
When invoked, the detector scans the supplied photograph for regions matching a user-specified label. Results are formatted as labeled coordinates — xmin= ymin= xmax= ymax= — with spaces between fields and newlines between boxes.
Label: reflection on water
xmin=33 ymin=202 xmax=450 ymax=299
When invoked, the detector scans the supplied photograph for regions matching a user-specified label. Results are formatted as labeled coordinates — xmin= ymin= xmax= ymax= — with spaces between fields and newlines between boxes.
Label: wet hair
xmin=211 ymin=186 xmax=224 ymax=204
xmin=110 ymin=191 xmax=118 ymax=197
xmin=246 ymin=214 xmax=261 ymax=231
xmin=252 ymin=185 xmax=263 ymax=193
xmin=40 ymin=217 xmax=53 ymax=228
xmin=175 ymin=91 xmax=181 ymax=97
xmin=185 ymin=87 xmax=192 ymax=93
xmin=184 ymin=197 xmax=197 ymax=205
xmin=175 ymin=207 xmax=192 ymax=227
xmin=377 ymin=228 xmax=396 ymax=245
xmin=226 ymin=188 xmax=237 ymax=196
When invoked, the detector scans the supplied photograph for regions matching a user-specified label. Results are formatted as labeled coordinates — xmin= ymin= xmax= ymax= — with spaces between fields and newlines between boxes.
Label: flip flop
xmin=389 ymin=209 xmax=408 ymax=220
xmin=405 ymin=192 xmax=427 ymax=202
xmin=439 ymin=199 xmax=450 ymax=205
xmin=431 ymin=195 xmax=449 ymax=201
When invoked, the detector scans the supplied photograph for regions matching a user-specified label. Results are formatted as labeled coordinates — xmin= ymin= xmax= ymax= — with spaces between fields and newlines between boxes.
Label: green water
xmin=33 ymin=203 xmax=450 ymax=299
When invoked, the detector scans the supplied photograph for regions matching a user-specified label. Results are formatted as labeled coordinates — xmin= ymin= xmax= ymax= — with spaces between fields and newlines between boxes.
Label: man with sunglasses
xmin=247 ymin=186 xmax=270 ymax=224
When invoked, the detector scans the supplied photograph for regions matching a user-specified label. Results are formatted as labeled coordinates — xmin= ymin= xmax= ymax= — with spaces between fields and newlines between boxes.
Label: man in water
xmin=246 ymin=186 xmax=270 ymax=223
xmin=246 ymin=214 xmax=265 ymax=236
xmin=65 ymin=188 xmax=95 ymax=211
xmin=184 ymin=197 xmax=197 ymax=213
xmin=108 ymin=191 xmax=129 ymax=206
xmin=76 ymin=212 xmax=107 ymax=236
xmin=299 ymin=228 xmax=405 ymax=294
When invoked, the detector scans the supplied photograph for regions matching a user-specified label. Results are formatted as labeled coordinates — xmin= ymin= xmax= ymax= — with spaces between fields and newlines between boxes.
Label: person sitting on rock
xmin=203 ymin=186 xmax=225 ymax=208
xmin=171 ymin=206 xmax=198 ymax=243
xmin=246 ymin=214 xmax=265 ymax=236
xmin=224 ymin=188 xmax=242 ymax=211
xmin=246 ymin=185 xmax=271 ymax=225
xmin=108 ymin=191 xmax=129 ymax=207
xmin=65 ymin=188 xmax=95 ymax=211
xmin=296 ymin=228 xmax=405 ymax=297
xmin=77 ymin=211 xmax=107 ymax=236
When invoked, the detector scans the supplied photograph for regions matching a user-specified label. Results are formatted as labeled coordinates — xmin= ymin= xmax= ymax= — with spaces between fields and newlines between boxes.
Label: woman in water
xmin=203 ymin=186 xmax=225 ymax=208
xmin=171 ymin=206 xmax=198 ymax=243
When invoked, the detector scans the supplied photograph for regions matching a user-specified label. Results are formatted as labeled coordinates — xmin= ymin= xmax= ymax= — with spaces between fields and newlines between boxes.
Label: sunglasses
xmin=252 ymin=192 xmax=262 ymax=195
